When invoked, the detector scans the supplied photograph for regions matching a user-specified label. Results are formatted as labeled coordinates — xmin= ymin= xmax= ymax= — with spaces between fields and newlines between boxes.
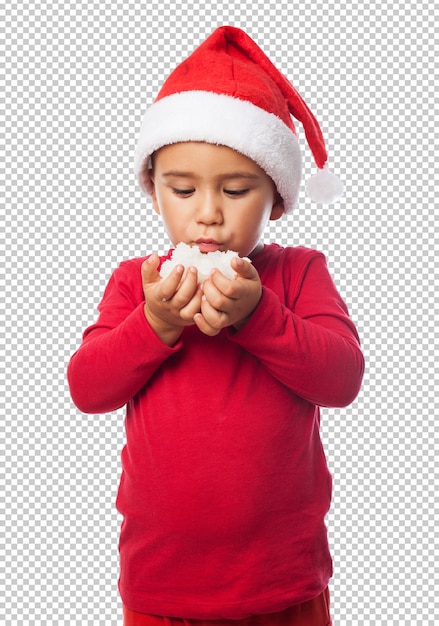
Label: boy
xmin=68 ymin=26 xmax=364 ymax=626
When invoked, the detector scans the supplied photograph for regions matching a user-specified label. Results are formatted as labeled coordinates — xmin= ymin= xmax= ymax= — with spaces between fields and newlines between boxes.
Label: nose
xmin=195 ymin=191 xmax=223 ymax=224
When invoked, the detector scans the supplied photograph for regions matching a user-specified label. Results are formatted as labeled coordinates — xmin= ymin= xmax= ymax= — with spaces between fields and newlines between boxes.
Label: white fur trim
xmin=133 ymin=91 xmax=302 ymax=213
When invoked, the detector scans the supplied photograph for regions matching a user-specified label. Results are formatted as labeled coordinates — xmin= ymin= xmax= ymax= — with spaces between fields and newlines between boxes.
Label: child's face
xmin=149 ymin=142 xmax=284 ymax=257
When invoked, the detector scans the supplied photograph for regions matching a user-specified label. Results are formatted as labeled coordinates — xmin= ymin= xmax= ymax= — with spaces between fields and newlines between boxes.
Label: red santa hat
xmin=134 ymin=26 xmax=343 ymax=213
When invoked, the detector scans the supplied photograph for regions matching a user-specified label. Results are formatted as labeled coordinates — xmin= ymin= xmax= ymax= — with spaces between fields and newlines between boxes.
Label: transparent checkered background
xmin=1 ymin=1 xmax=438 ymax=624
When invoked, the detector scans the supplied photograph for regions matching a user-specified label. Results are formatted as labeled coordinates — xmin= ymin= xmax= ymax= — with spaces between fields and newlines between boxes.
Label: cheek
xmin=235 ymin=208 xmax=269 ymax=244
xmin=160 ymin=210 xmax=178 ymax=233
xmin=153 ymin=189 xmax=177 ymax=220
xmin=159 ymin=204 xmax=191 ymax=241
xmin=251 ymin=199 xmax=274 ymax=229
xmin=150 ymin=183 xmax=163 ymax=215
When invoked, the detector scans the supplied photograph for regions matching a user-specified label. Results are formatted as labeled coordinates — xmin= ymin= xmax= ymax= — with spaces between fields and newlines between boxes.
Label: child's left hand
xmin=194 ymin=257 xmax=262 ymax=336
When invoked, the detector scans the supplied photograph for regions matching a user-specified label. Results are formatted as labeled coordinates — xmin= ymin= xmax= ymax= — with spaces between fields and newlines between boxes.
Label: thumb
xmin=141 ymin=254 xmax=161 ymax=286
xmin=232 ymin=256 xmax=258 ymax=280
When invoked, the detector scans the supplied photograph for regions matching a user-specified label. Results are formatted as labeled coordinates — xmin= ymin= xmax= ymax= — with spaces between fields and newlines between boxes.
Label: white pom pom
xmin=306 ymin=165 xmax=344 ymax=204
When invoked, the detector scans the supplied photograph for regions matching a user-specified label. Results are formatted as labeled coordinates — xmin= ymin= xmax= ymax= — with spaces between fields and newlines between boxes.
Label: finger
xmin=171 ymin=267 xmax=199 ymax=307
xmin=156 ymin=265 xmax=185 ymax=301
xmin=179 ymin=286 xmax=203 ymax=321
xmin=231 ymin=257 xmax=258 ymax=279
xmin=141 ymin=254 xmax=161 ymax=285
xmin=206 ymin=269 xmax=236 ymax=299
xmin=202 ymin=275 xmax=233 ymax=310
xmin=200 ymin=295 xmax=229 ymax=329
xmin=193 ymin=312 xmax=222 ymax=336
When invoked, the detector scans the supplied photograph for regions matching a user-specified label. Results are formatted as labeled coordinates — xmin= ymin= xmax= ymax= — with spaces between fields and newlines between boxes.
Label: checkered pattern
xmin=1 ymin=1 xmax=437 ymax=624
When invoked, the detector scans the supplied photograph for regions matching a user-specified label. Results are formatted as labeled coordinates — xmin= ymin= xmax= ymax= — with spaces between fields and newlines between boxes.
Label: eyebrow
xmin=161 ymin=170 xmax=261 ymax=180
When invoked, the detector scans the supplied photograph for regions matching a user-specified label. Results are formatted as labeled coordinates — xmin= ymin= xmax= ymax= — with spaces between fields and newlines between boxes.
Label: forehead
xmin=152 ymin=142 xmax=269 ymax=179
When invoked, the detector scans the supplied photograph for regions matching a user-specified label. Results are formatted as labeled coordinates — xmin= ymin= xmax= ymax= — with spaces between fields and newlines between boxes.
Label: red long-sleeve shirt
xmin=68 ymin=244 xmax=364 ymax=619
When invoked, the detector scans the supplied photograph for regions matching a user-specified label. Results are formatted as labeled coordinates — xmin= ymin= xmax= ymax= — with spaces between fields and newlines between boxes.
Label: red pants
xmin=123 ymin=588 xmax=332 ymax=626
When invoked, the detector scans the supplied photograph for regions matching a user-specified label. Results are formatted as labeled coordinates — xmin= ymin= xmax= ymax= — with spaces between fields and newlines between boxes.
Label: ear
xmin=269 ymin=193 xmax=285 ymax=221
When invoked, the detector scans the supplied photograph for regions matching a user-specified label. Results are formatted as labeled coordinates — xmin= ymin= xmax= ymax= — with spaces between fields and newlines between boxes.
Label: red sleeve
xmin=67 ymin=259 xmax=182 ymax=414
xmin=228 ymin=251 xmax=364 ymax=408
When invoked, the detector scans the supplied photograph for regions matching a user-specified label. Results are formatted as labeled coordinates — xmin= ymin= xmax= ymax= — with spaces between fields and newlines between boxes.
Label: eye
xmin=172 ymin=188 xmax=195 ymax=197
xmin=224 ymin=189 xmax=250 ymax=197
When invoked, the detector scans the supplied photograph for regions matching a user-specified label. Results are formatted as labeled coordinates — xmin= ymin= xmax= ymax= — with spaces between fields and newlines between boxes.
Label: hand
xmin=194 ymin=257 xmax=262 ymax=336
xmin=141 ymin=255 xmax=202 ymax=345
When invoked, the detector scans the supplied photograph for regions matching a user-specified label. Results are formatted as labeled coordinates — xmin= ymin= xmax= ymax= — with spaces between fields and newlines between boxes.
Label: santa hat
xmin=134 ymin=26 xmax=343 ymax=213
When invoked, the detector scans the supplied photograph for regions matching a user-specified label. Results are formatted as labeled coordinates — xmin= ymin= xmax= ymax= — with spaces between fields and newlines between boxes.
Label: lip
xmin=195 ymin=239 xmax=223 ymax=253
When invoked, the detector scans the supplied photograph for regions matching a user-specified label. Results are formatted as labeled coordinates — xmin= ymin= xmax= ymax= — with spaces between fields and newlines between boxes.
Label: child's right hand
xmin=141 ymin=254 xmax=202 ymax=345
